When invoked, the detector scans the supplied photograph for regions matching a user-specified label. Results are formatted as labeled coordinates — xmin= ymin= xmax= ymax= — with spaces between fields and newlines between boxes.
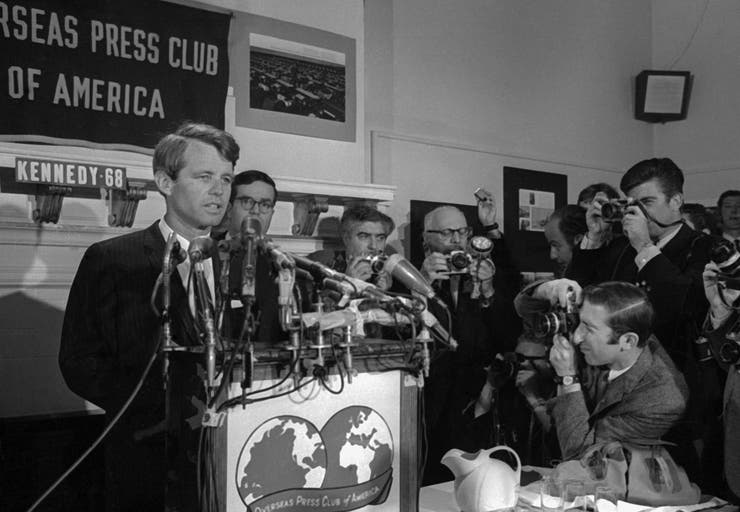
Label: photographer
xmin=420 ymin=202 xmax=521 ymax=484
xmin=517 ymin=279 xmax=688 ymax=460
xmin=702 ymin=259 xmax=740 ymax=500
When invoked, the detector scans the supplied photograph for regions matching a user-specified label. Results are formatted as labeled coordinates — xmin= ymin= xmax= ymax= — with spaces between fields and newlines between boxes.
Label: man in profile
xmin=519 ymin=279 xmax=688 ymax=459
xmin=59 ymin=123 xmax=239 ymax=511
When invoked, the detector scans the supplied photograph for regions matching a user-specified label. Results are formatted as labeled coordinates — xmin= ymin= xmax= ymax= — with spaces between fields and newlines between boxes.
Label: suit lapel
xmin=591 ymin=345 xmax=653 ymax=418
xmin=143 ymin=222 xmax=201 ymax=347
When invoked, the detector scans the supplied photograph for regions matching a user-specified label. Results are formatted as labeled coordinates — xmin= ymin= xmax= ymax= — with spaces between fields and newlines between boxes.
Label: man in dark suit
xmin=518 ymin=279 xmax=688 ymax=460
xmin=59 ymin=122 xmax=240 ymax=511
xmin=419 ymin=204 xmax=521 ymax=484
xmin=219 ymin=170 xmax=286 ymax=345
xmin=567 ymin=157 xmax=713 ymax=483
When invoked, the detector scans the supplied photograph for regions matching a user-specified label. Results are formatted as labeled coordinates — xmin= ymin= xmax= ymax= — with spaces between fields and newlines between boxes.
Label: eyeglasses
xmin=425 ymin=226 xmax=472 ymax=240
xmin=234 ymin=196 xmax=275 ymax=213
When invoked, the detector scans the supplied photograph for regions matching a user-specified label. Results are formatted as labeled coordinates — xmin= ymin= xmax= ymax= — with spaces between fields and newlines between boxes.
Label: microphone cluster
xmin=159 ymin=222 xmax=456 ymax=404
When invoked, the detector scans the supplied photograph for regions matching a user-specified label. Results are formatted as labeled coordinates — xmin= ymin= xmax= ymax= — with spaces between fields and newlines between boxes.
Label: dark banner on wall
xmin=0 ymin=0 xmax=230 ymax=153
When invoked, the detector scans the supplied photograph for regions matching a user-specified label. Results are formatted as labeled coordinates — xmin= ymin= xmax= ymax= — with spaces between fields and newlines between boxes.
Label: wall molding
xmin=370 ymin=130 xmax=625 ymax=179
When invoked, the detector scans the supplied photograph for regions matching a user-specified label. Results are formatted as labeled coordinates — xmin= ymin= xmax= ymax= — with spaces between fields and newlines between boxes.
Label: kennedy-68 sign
xmin=15 ymin=157 xmax=127 ymax=190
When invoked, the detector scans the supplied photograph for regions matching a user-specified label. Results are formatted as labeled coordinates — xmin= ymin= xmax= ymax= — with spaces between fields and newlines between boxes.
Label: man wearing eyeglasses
xmin=420 ymin=204 xmax=521 ymax=484
xmin=220 ymin=169 xmax=285 ymax=344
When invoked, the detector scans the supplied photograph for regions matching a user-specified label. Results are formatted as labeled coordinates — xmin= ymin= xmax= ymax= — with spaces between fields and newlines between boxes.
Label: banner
xmin=0 ymin=0 xmax=230 ymax=153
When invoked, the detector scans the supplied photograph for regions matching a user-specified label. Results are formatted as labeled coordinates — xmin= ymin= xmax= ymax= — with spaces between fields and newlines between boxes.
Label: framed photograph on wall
xmin=503 ymin=167 xmax=567 ymax=272
xmin=230 ymin=13 xmax=356 ymax=142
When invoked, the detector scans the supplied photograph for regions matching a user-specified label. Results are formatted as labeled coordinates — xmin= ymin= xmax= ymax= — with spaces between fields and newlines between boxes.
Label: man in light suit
xmin=59 ymin=122 xmax=239 ymax=511
xmin=519 ymin=279 xmax=688 ymax=460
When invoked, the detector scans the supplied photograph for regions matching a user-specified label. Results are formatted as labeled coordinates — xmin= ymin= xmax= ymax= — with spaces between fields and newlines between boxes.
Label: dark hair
xmin=230 ymin=169 xmax=278 ymax=203
xmin=340 ymin=205 xmax=395 ymax=237
xmin=577 ymin=182 xmax=620 ymax=206
xmin=153 ymin=122 xmax=240 ymax=180
xmin=620 ymin=158 xmax=684 ymax=198
xmin=717 ymin=189 xmax=740 ymax=210
xmin=582 ymin=281 xmax=654 ymax=347
xmin=681 ymin=203 xmax=718 ymax=234
xmin=549 ymin=205 xmax=587 ymax=248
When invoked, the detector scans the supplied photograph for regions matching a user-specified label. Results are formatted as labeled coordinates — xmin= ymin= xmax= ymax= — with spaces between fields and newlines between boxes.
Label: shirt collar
xmin=654 ymin=223 xmax=682 ymax=249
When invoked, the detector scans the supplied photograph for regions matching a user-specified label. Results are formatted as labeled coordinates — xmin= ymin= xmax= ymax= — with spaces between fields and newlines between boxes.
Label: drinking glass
xmin=540 ymin=477 xmax=565 ymax=512
xmin=595 ymin=486 xmax=618 ymax=512
xmin=563 ymin=480 xmax=586 ymax=512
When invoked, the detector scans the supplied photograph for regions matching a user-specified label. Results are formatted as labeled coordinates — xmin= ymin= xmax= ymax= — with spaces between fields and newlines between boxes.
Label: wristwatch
xmin=554 ymin=375 xmax=580 ymax=386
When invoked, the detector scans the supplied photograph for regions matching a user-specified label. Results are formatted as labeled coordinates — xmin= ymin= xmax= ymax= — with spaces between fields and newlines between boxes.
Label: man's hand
xmin=533 ymin=278 xmax=582 ymax=307
xmin=549 ymin=334 xmax=578 ymax=376
xmin=422 ymin=252 xmax=449 ymax=282
xmin=622 ymin=203 xmax=653 ymax=252
xmin=374 ymin=270 xmax=393 ymax=291
xmin=476 ymin=188 xmax=497 ymax=226
xmin=345 ymin=255 xmax=373 ymax=282
xmin=585 ymin=192 xmax=612 ymax=244
xmin=703 ymin=261 xmax=740 ymax=325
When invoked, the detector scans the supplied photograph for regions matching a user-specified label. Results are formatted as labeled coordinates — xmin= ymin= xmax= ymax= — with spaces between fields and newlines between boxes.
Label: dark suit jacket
xmin=221 ymin=248 xmax=286 ymax=344
xmin=549 ymin=336 xmax=689 ymax=460
xmin=567 ymin=224 xmax=711 ymax=368
xmin=59 ymin=221 xmax=209 ymax=512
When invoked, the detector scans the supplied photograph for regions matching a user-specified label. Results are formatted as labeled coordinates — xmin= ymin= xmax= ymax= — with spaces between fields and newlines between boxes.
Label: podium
xmin=183 ymin=339 xmax=422 ymax=512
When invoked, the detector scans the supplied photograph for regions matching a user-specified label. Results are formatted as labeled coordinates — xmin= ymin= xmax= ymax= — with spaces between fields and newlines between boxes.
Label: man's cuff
xmin=557 ymin=383 xmax=581 ymax=395
xmin=709 ymin=308 xmax=733 ymax=330
xmin=580 ymin=233 xmax=606 ymax=250
xmin=635 ymin=244 xmax=660 ymax=270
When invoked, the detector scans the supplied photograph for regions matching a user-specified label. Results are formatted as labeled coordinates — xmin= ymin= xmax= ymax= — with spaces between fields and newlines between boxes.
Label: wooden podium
xmin=202 ymin=339 xmax=422 ymax=512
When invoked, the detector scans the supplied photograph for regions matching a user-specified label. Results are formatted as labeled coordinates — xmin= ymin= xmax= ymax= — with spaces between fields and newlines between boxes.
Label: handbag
xmin=552 ymin=441 xmax=701 ymax=506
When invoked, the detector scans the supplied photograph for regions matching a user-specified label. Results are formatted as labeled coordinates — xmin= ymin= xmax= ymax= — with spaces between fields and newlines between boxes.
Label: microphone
xmin=161 ymin=232 xmax=183 ymax=389
xmin=260 ymin=238 xmax=295 ymax=269
xmin=240 ymin=216 xmax=262 ymax=300
xmin=188 ymin=236 xmax=216 ymax=263
xmin=384 ymin=254 xmax=438 ymax=301
xmin=322 ymin=277 xmax=392 ymax=303
xmin=293 ymin=254 xmax=345 ymax=280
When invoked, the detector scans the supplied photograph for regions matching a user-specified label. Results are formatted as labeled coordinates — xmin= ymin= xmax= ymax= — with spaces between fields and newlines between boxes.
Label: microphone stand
xmin=192 ymin=260 xmax=218 ymax=392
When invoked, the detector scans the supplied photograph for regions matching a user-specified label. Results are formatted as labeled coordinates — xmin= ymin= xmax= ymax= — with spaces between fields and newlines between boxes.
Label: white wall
xmin=365 ymin=0 xmax=655 ymax=253
xmin=651 ymin=0 xmax=740 ymax=204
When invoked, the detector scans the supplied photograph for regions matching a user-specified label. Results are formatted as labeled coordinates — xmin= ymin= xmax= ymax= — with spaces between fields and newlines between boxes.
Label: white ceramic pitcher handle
xmin=486 ymin=446 xmax=522 ymax=484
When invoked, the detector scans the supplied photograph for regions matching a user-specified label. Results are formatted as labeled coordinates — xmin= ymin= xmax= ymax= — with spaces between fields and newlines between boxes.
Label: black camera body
xmin=363 ymin=253 xmax=388 ymax=274
xmin=533 ymin=307 xmax=580 ymax=338
xmin=533 ymin=287 xmax=580 ymax=338
xmin=601 ymin=198 xmax=635 ymax=223
xmin=445 ymin=236 xmax=494 ymax=274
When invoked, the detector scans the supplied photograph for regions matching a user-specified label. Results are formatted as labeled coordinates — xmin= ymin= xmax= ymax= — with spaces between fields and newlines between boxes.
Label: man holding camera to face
xmin=517 ymin=279 xmax=688 ymax=460
xmin=567 ymin=158 xmax=715 ymax=483
xmin=420 ymin=200 xmax=521 ymax=484
xmin=702 ymin=256 xmax=740 ymax=500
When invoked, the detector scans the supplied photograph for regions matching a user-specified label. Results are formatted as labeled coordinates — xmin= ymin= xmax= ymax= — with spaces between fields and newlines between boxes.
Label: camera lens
xmin=601 ymin=202 xmax=623 ymax=223
xmin=369 ymin=255 xmax=386 ymax=274
xmin=448 ymin=251 xmax=470 ymax=271
xmin=533 ymin=312 xmax=561 ymax=338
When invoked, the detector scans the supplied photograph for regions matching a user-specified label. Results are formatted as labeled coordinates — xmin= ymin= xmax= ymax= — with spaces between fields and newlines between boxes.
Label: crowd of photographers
xmin=398 ymin=158 xmax=740 ymax=501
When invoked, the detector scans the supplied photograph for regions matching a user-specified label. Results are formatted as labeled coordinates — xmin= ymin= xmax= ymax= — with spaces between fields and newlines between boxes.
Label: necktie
xmin=734 ymin=239 xmax=740 ymax=253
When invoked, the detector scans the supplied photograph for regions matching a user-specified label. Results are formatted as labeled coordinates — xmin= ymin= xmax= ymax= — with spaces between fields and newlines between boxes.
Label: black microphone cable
xmin=25 ymin=336 xmax=162 ymax=512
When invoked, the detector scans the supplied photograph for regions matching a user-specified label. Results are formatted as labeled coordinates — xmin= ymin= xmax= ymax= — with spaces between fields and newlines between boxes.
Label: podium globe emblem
xmin=236 ymin=416 xmax=327 ymax=505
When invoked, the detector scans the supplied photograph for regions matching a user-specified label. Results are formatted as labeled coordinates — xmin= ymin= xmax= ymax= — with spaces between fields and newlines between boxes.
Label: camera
xmin=362 ymin=253 xmax=388 ymax=274
xmin=445 ymin=236 xmax=494 ymax=274
xmin=600 ymin=198 xmax=634 ymax=223
xmin=709 ymin=237 xmax=740 ymax=279
xmin=533 ymin=287 xmax=579 ymax=338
